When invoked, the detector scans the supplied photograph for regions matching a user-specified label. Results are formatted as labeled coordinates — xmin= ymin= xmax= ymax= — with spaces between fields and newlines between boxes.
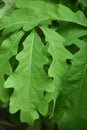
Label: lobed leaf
xmin=4 ymin=30 xmax=54 ymax=125
xmin=40 ymin=26 xmax=72 ymax=116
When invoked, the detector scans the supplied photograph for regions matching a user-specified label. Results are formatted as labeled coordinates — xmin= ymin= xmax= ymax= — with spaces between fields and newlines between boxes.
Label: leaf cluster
xmin=0 ymin=0 xmax=87 ymax=130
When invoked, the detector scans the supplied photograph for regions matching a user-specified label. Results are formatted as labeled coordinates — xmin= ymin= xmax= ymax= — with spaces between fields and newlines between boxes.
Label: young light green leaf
xmin=4 ymin=30 xmax=55 ymax=125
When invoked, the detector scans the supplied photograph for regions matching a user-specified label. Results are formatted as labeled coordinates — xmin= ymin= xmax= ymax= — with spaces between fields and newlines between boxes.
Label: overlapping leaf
xmin=0 ymin=31 xmax=24 ymax=102
xmin=53 ymin=30 xmax=87 ymax=130
xmin=0 ymin=1 xmax=87 ymax=34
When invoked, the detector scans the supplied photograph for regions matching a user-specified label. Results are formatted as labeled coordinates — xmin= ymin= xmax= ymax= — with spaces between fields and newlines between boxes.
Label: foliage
xmin=0 ymin=0 xmax=87 ymax=130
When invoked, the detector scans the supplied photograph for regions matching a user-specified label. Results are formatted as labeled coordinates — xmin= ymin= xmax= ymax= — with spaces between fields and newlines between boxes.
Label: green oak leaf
xmin=4 ymin=30 xmax=55 ymax=125
xmin=40 ymin=26 xmax=72 ymax=116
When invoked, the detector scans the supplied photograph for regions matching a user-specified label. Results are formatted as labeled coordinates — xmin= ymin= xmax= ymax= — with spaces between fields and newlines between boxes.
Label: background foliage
xmin=0 ymin=0 xmax=87 ymax=130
